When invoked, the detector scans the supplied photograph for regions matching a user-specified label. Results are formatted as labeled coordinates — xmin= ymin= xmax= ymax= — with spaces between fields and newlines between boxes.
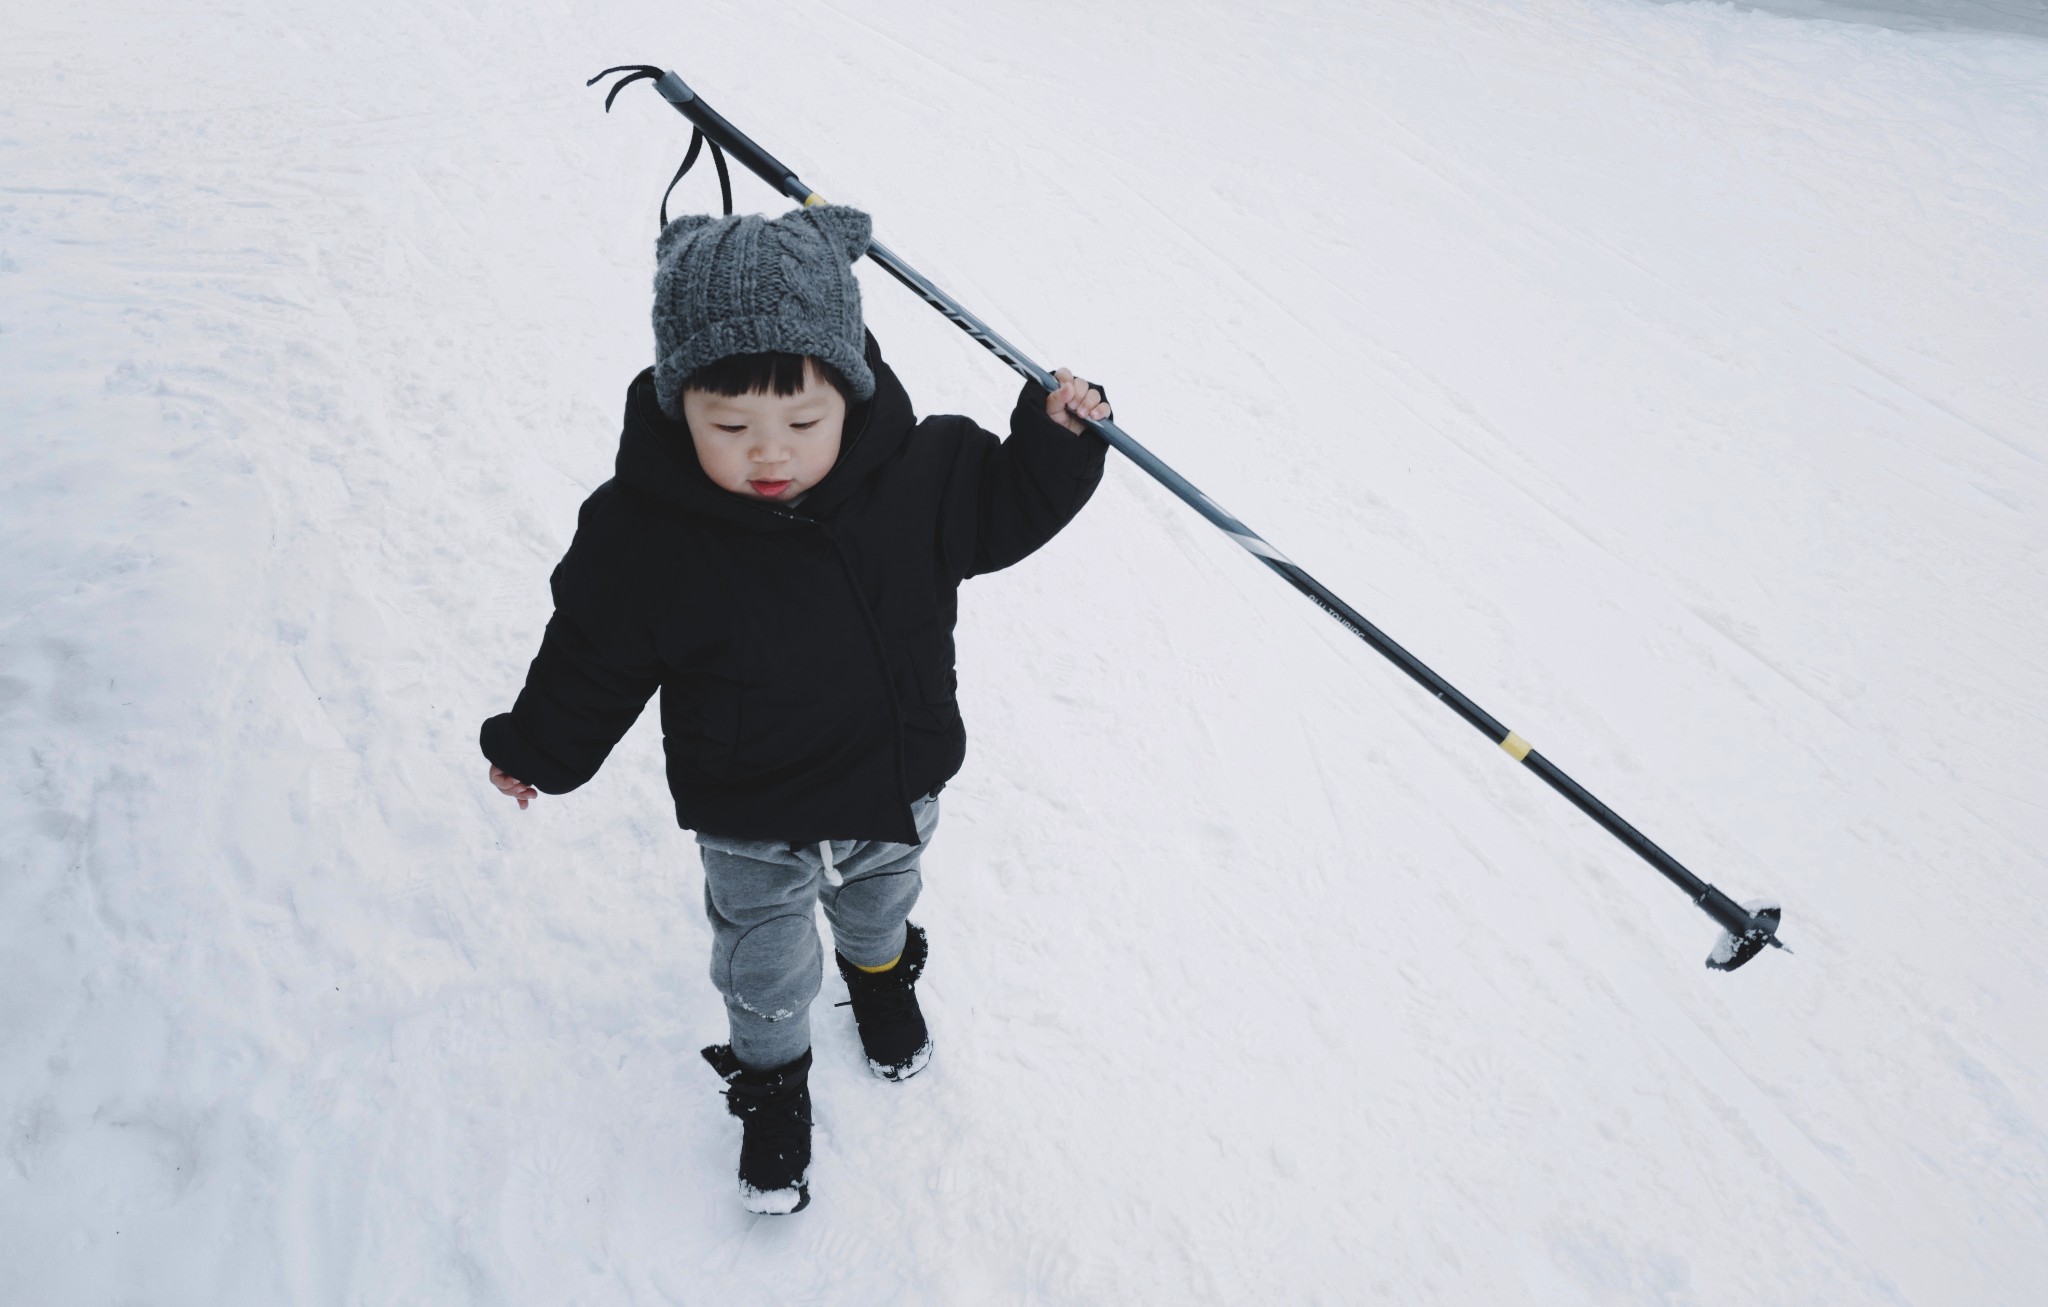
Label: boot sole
xmin=867 ymin=1038 xmax=934 ymax=1082
xmin=739 ymin=1179 xmax=810 ymax=1215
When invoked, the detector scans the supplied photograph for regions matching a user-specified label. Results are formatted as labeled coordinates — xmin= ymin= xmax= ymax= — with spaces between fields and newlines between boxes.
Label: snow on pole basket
xmin=1706 ymin=901 xmax=1787 ymax=973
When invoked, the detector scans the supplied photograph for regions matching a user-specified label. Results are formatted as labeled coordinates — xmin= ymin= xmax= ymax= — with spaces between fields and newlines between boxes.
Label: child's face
xmin=681 ymin=363 xmax=846 ymax=502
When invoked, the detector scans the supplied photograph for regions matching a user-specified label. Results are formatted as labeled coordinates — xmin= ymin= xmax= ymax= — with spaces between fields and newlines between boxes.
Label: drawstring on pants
xmin=819 ymin=840 xmax=842 ymax=888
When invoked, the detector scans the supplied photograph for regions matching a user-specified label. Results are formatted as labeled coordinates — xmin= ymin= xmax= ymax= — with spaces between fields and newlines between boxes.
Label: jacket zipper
xmin=817 ymin=520 xmax=918 ymax=845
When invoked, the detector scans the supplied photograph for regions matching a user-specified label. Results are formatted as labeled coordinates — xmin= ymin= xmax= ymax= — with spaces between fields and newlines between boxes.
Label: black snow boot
xmin=835 ymin=921 xmax=933 ymax=1081
xmin=701 ymin=1044 xmax=812 ymax=1214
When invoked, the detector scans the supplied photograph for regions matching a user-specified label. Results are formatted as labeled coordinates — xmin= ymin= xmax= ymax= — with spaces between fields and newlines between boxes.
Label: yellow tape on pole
xmin=804 ymin=192 xmax=827 ymax=206
xmin=1500 ymin=731 xmax=1532 ymax=761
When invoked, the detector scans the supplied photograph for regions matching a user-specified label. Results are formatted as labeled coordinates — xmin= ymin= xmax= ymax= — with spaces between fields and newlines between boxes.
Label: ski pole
xmin=588 ymin=65 xmax=1790 ymax=973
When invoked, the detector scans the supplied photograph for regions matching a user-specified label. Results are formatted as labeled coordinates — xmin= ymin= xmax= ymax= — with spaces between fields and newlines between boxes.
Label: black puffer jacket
xmin=479 ymin=332 xmax=1107 ymax=845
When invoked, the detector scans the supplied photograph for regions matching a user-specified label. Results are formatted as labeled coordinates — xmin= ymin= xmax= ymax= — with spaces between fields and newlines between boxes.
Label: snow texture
xmin=4 ymin=0 xmax=2047 ymax=1303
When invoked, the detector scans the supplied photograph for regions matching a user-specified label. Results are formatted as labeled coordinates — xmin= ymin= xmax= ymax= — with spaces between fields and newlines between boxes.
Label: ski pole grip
xmin=653 ymin=71 xmax=814 ymax=205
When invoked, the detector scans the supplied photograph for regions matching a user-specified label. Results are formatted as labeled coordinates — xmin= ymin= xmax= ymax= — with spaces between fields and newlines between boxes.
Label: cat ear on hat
xmin=657 ymin=212 xmax=725 ymax=260
xmin=796 ymin=204 xmax=872 ymax=263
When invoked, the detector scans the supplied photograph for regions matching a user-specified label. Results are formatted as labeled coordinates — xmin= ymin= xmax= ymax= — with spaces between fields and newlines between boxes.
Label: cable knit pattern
xmin=651 ymin=204 xmax=875 ymax=417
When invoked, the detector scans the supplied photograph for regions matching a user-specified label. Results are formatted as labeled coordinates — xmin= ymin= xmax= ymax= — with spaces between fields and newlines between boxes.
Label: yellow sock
xmin=852 ymin=952 xmax=901 ymax=974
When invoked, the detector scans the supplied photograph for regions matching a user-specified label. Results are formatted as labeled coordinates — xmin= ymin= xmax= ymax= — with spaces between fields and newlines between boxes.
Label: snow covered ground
xmin=5 ymin=0 xmax=2046 ymax=1301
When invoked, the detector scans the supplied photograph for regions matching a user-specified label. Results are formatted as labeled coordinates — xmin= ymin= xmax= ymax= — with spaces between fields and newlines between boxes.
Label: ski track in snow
xmin=4 ymin=0 xmax=2046 ymax=1302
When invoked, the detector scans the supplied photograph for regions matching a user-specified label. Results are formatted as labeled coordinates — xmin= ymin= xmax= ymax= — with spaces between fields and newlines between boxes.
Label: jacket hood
xmin=614 ymin=330 xmax=914 ymax=531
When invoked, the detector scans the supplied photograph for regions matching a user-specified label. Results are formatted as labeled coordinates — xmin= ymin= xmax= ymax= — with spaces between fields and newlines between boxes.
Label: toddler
xmin=481 ymin=203 xmax=1108 ymax=1213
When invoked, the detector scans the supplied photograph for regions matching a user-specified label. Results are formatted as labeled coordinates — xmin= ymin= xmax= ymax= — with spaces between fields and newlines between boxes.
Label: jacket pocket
xmin=663 ymin=669 xmax=743 ymax=774
xmin=893 ymin=620 xmax=960 ymax=723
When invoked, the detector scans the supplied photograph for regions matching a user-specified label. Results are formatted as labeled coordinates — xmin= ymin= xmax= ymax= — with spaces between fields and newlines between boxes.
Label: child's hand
xmin=1046 ymin=368 xmax=1110 ymax=435
xmin=490 ymin=765 xmax=538 ymax=810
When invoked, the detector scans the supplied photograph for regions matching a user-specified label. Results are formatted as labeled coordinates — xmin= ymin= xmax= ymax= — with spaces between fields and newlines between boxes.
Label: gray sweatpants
xmin=696 ymin=794 xmax=940 ymax=1070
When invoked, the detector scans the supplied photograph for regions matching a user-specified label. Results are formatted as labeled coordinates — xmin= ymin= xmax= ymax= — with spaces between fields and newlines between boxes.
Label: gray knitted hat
xmin=651 ymin=203 xmax=875 ymax=419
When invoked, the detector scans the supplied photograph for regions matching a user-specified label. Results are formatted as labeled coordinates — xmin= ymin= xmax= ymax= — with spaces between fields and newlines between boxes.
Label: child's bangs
xmin=685 ymin=352 xmax=851 ymax=401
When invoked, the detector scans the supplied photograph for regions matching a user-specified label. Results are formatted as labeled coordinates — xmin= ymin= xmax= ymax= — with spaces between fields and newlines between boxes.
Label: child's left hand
xmin=1047 ymin=368 xmax=1110 ymax=435
xmin=490 ymin=764 xmax=539 ymax=810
